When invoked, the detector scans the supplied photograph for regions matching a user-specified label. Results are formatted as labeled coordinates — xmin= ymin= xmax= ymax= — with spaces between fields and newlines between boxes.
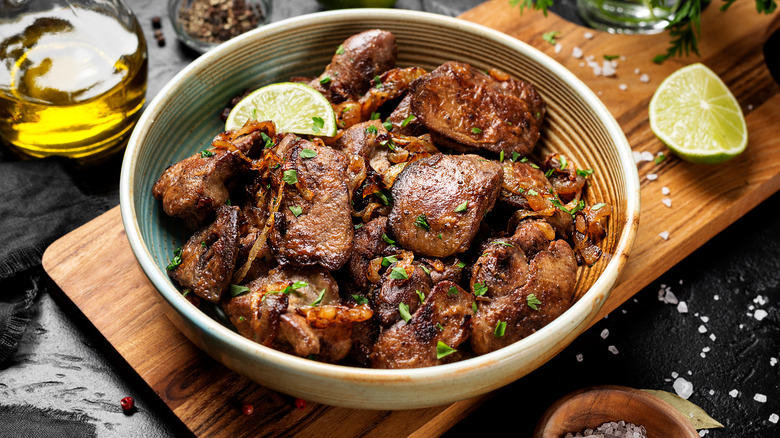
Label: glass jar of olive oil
xmin=0 ymin=0 xmax=147 ymax=165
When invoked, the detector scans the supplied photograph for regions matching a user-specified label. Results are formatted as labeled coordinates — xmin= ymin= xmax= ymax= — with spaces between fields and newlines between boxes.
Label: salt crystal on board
xmin=677 ymin=301 xmax=688 ymax=313
xmin=714 ymin=295 xmax=720 ymax=300
xmin=602 ymin=60 xmax=616 ymax=77
xmin=769 ymin=413 xmax=779 ymax=424
xmin=673 ymin=377 xmax=694 ymax=399
xmin=608 ymin=345 xmax=619 ymax=354
xmin=664 ymin=290 xmax=678 ymax=305
xmin=709 ymin=389 xmax=715 ymax=395
xmin=662 ymin=186 xmax=670 ymax=195
xmin=633 ymin=151 xmax=643 ymax=163
xmin=702 ymin=347 xmax=711 ymax=353
xmin=754 ymin=393 xmax=767 ymax=403
xmin=698 ymin=325 xmax=707 ymax=333
xmin=619 ymin=83 xmax=628 ymax=91
xmin=729 ymin=389 xmax=739 ymax=398
xmin=601 ymin=328 xmax=610 ymax=339
xmin=699 ymin=430 xmax=709 ymax=436
xmin=700 ymin=352 xmax=706 ymax=358
xmin=701 ymin=316 xmax=709 ymax=323
xmin=754 ymin=309 xmax=768 ymax=321
xmin=555 ymin=43 xmax=562 ymax=54
xmin=672 ymin=371 xmax=679 ymax=378
xmin=634 ymin=68 xmax=640 ymax=74
xmin=754 ymin=295 xmax=767 ymax=305
xmin=647 ymin=173 xmax=658 ymax=181
xmin=662 ymin=198 xmax=672 ymax=207
xmin=642 ymin=151 xmax=654 ymax=161
xmin=639 ymin=73 xmax=650 ymax=83
xmin=572 ymin=46 xmax=583 ymax=58
xmin=710 ymin=333 xmax=716 ymax=341
xmin=659 ymin=231 xmax=669 ymax=240
xmin=584 ymin=32 xmax=594 ymax=39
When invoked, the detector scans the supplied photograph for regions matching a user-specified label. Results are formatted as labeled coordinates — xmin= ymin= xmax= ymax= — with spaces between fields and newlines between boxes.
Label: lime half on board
xmin=649 ymin=63 xmax=747 ymax=164
xmin=225 ymin=82 xmax=337 ymax=137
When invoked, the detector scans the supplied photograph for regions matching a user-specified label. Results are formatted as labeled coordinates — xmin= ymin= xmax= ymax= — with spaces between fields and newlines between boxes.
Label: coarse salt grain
xmin=634 ymin=68 xmax=640 ymax=74
xmin=709 ymin=389 xmax=715 ymax=395
xmin=659 ymin=231 xmax=669 ymax=240
xmin=701 ymin=316 xmax=709 ymax=323
xmin=673 ymin=377 xmax=694 ymax=399
xmin=602 ymin=60 xmax=616 ymax=77
xmin=579 ymin=61 xmax=585 ymax=67
xmin=555 ymin=43 xmax=562 ymax=54
xmin=671 ymin=371 xmax=679 ymax=378
xmin=677 ymin=301 xmax=688 ymax=313
xmin=619 ymin=83 xmax=628 ymax=91
xmin=601 ymin=328 xmax=610 ymax=339
xmin=647 ymin=173 xmax=658 ymax=181
xmin=700 ymin=352 xmax=706 ymax=358
xmin=709 ymin=333 xmax=716 ymax=341
xmin=572 ymin=46 xmax=583 ymax=58
xmin=714 ymin=295 xmax=720 ymax=300
xmin=699 ymin=430 xmax=709 ymax=436
xmin=729 ymin=389 xmax=739 ymax=398
xmin=662 ymin=186 xmax=670 ymax=195
xmin=698 ymin=325 xmax=707 ymax=333
xmin=754 ymin=393 xmax=767 ymax=403
xmin=771 ymin=357 xmax=777 ymax=366
xmin=754 ymin=295 xmax=767 ymax=305
xmin=639 ymin=73 xmax=650 ymax=83
xmin=584 ymin=31 xmax=594 ymax=39
xmin=662 ymin=198 xmax=672 ymax=207
xmin=702 ymin=347 xmax=710 ymax=353
xmin=664 ymin=290 xmax=678 ymax=304
xmin=608 ymin=345 xmax=619 ymax=354
xmin=769 ymin=413 xmax=779 ymax=424
xmin=576 ymin=354 xmax=584 ymax=362
xmin=754 ymin=309 xmax=768 ymax=321
xmin=642 ymin=151 xmax=654 ymax=161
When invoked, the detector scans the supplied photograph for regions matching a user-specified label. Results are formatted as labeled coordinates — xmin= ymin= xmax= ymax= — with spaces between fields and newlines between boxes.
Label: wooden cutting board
xmin=42 ymin=1 xmax=780 ymax=436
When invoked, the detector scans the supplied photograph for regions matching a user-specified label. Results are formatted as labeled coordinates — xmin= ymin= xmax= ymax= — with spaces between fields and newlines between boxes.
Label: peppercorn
xmin=151 ymin=16 xmax=162 ymax=29
xmin=242 ymin=403 xmax=254 ymax=415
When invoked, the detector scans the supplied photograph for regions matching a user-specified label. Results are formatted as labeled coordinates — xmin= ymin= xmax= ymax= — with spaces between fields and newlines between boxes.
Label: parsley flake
xmin=401 ymin=114 xmax=416 ymax=127
xmin=416 ymin=290 xmax=425 ymax=303
xmin=415 ymin=214 xmax=431 ymax=231
xmin=454 ymin=201 xmax=468 ymax=213
xmin=381 ymin=255 xmax=398 ymax=267
xmin=527 ymin=293 xmax=542 ymax=310
xmin=473 ymin=281 xmax=488 ymax=296
xmin=289 ymin=205 xmax=303 ymax=217
xmin=399 ymin=302 xmax=412 ymax=323
xmin=389 ymin=266 xmax=409 ymax=280
xmin=366 ymin=125 xmax=378 ymax=135
xmin=542 ymin=30 xmax=560 ymax=45
xmin=374 ymin=75 xmax=382 ymax=88
xmin=311 ymin=116 xmax=325 ymax=133
xmin=511 ymin=151 xmax=521 ymax=162
xmin=370 ymin=112 xmax=381 ymax=120
xmin=603 ymin=54 xmax=620 ymax=60
xmin=260 ymin=132 xmax=274 ymax=149
xmin=382 ymin=233 xmax=396 ymax=245
xmin=655 ymin=153 xmax=666 ymax=164
xmin=494 ymin=320 xmax=507 ymax=337
xmin=299 ymin=148 xmax=318 ymax=159
xmin=200 ymin=149 xmax=213 ymax=158
xmin=166 ymin=247 xmax=183 ymax=271
xmin=319 ymin=75 xmax=331 ymax=85
xmin=471 ymin=127 xmax=482 ymax=134
xmin=448 ymin=285 xmax=459 ymax=296
xmin=230 ymin=284 xmax=250 ymax=297
xmin=592 ymin=202 xmax=607 ymax=211
xmin=472 ymin=302 xmax=478 ymax=313
xmin=282 ymin=169 xmax=298 ymax=185
xmin=382 ymin=121 xmax=393 ymax=132
xmin=352 ymin=294 xmax=368 ymax=305
xmin=527 ymin=188 xmax=538 ymax=196
xmin=576 ymin=168 xmax=594 ymax=177
xmin=335 ymin=44 xmax=345 ymax=55
xmin=311 ymin=289 xmax=326 ymax=306
xmin=436 ymin=341 xmax=457 ymax=359
xmin=456 ymin=261 xmax=466 ymax=269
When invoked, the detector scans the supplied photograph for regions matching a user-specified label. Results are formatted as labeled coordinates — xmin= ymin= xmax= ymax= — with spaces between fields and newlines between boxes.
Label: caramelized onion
xmin=298 ymin=304 xmax=373 ymax=329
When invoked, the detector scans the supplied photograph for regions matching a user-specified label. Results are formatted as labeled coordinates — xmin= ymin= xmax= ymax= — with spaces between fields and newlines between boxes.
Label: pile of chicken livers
xmin=153 ymin=30 xmax=611 ymax=369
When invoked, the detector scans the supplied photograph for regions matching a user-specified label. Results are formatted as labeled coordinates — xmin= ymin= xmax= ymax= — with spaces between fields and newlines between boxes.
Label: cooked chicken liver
xmin=409 ymin=61 xmax=545 ymax=157
xmin=388 ymin=154 xmax=502 ymax=258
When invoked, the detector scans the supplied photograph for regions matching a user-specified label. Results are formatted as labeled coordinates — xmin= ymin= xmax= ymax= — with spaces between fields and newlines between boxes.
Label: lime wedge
xmin=649 ymin=63 xmax=747 ymax=164
xmin=225 ymin=82 xmax=337 ymax=137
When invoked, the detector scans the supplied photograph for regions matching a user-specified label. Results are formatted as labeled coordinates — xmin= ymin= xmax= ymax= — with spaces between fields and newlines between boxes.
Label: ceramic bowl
xmin=533 ymin=385 xmax=700 ymax=438
xmin=120 ymin=9 xmax=640 ymax=409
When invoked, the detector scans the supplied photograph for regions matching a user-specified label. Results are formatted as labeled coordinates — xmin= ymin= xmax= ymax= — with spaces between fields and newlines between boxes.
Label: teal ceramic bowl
xmin=120 ymin=9 xmax=640 ymax=409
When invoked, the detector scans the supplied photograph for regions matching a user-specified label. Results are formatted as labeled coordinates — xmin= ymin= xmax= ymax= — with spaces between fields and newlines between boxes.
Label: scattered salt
xmin=709 ymin=389 xmax=715 ymax=395
xmin=576 ymin=353 xmax=584 ymax=362
xmin=769 ymin=413 xmax=779 ymax=424
xmin=671 ymin=371 xmax=679 ymax=378
xmin=572 ymin=46 xmax=583 ymax=58
xmin=664 ymin=290 xmax=678 ymax=305
xmin=698 ymin=325 xmax=707 ymax=333
xmin=647 ymin=173 xmax=658 ymax=181
xmin=700 ymin=316 xmax=709 ymax=323
xmin=642 ymin=151 xmax=654 ymax=161
xmin=729 ymin=389 xmax=739 ymax=398
xmin=677 ymin=301 xmax=688 ymax=313
xmin=662 ymin=198 xmax=672 ymax=208
xmin=749 ymin=304 xmax=755 ymax=311
xmin=619 ymin=83 xmax=628 ymax=91
xmin=687 ymin=370 xmax=692 ymax=375
xmin=608 ymin=345 xmax=619 ymax=354
xmin=739 ymin=324 xmax=744 ymax=329
xmin=639 ymin=73 xmax=650 ymax=83
xmin=754 ymin=309 xmax=768 ymax=321
xmin=584 ymin=31 xmax=594 ymax=39
xmin=702 ymin=347 xmax=711 ymax=353
xmin=555 ymin=43 xmax=563 ymax=54
xmin=601 ymin=328 xmax=610 ymax=339
xmin=748 ymin=104 xmax=754 ymax=111
xmin=770 ymin=357 xmax=777 ymax=366
xmin=579 ymin=61 xmax=585 ymax=67
xmin=661 ymin=187 xmax=670 ymax=195
xmin=699 ymin=430 xmax=709 ymax=436
xmin=659 ymin=231 xmax=669 ymax=240
xmin=634 ymin=67 xmax=640 ymax=74
xmin=622 ymin=309 xmax=627 ymax=314
xmin=710 ymin=333 xmax=716 ymax=341
xmin=673 ymin=377 xmax=694 ymax=399
xmin=753 ymin=295 xmax=767 ymax=305
xmin=700 ymin=352 xmax=706 ymax=358
xmin=633 ymin=298 xmax=638 ymax=303
xmin=602 ymin=60 xmax=616 ymax=77
xmin=714 ymin=295 xmax=720 ymax=301
xmin=754 ymin=393 xmax=767 ymax=403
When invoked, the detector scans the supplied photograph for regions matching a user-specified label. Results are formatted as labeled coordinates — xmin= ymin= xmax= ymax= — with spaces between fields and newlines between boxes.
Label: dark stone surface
xmin=1 ymin=0 xmax=777 ymax=436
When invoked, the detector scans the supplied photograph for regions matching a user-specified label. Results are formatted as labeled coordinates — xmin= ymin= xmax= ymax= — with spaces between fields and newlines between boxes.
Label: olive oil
xmin=0 ymin=4 xmax=147 ymax=164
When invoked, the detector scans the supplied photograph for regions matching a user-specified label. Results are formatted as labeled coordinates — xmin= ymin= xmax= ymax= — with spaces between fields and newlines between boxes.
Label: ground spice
xmin=177 ymin=0 xmax=264 ymax=45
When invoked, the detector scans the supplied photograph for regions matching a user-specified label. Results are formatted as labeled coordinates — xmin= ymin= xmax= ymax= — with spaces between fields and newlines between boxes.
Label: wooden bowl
xmin=534 ymin=385 xmax=699 ymax=438
xmin=120 ymin=9 xmax=640 ymax=409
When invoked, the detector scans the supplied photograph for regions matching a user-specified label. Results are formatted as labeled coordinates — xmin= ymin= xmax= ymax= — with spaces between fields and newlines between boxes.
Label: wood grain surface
xmin=42 ymin=1 xmax=780 ymax=436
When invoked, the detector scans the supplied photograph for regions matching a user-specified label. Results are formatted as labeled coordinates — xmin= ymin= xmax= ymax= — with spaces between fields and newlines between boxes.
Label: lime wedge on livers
xmin=649 ymin=63 xmax=747 ymax=164
xmin=225 ymin=82 xmax=338 ymax=137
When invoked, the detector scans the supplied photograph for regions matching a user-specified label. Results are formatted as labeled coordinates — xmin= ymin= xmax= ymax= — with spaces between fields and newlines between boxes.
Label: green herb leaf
xmin=527 ymin=188 xmax=538 ymax=196
xmin=311 ymin=289 xmax=326 ymax=306
xmin=289 ymin=205 xmax=303 ymax=217
xmin=335 ymin=44 xmax=345 ymax=55
xmin=260 ymin=132 xmax=274 ymax=149
xmin=182 ymin=289 xmax=191 ymax=297
xmin=282 ymin=169 xmax=298 ymax=185
xmin=379 ymin=138 xmax=396 ymax=151
xmin=365 ymin=125 xmax=378 ymax=135
xmin=420 ymin=265 xmax=431 ymax=275
xmin=499 ymin=150 xmax=505 ymax=162
xmin=603 ymin=54 xmax=620 ymax=60
xmin=655 ymin=152 xmax=666 ymax=164
xmin=399 ymin=302 xmax=412 ymax=323
xmin=437 ymin=233 xmax=443 ymax=239
xmin=509 ymin=0 xmax=553 ymax=16
xmin=319 ymin=75 xmax=331 ymax=85
xmin=225 ymin=198 xmax=232 ymax=206
xmin=381 ymin=255 xmax=398 ymax=267
xmin=494 ymin=320 xmax=507 ymax=337
xmin=577 ymin=168 xmax=594 ymax=177
xmin=473 ymin=281 xmax=488 ymax=296
xmin=493 ymin=241 xmax=514 ymax=247
xmin=389 ymin=266 xmax=409 ymax=280
xmin=237 ymin=315 xmax=245 ymax=322
xmin=471 ymin=127 xmax=482 ymax=134
xmin=374 ymin=189 xmax=392 ymax=206
xmin=542 ymin=30 xmax=560 ymax=45
xmin=370 ymin=111 xmax=381 ymax=120
xmin=592 ymin=202 xmax=606 ymax=211
xmin=291 ymin=281 xmax=308 ymax=291
xmin=416 ymin=289 xmax=425 ymax=303
xmin=352 ymin=294 xmax=368 ymax=305
xmin=511 ymin=151 xmax=521 ymax=162
xmin=311 ymin=116 xmax=325 ymax=133
xmin=401 ymin=114 xmax=416 ymax=127
xmin=230 ymin=284 xmax=250 ymax=297
xmin=415 ymin=214 xmax=430 ymax=231
xmin=448 ymin=286 xmax=459 ymax=296
xmin=382 ymin=233 xmax=396 ymax=245
xmin=200 ymin=149 xmax=213 ymax=158
xmin=436 ymin=341 xmax=457 ymax=359
xmin=382 ymin=121 xmax=393 ymax=132
xmin=454 ymin=200 xmax=468 ymax=213
xmin=374 ymin=75 xmax=382 ymax=88
xmin=166 ymin=247 xmax=183 ymax=271
xmin=559 ymin=155 xmax=567 ymax=169
xmin=527 ymin=293 xmax=542 ymax=310
xmin=456 ymin=261 xmax=466 ymax=269
xmin=354 ymin=223 xmax=363 ymax=230
xmin=545 ymin=168 xmax=554 ymax=178
xmin=300 ymin=148 xmax=318 ymax=159
xmin=472 ymin=302 xmax=478 ymax=314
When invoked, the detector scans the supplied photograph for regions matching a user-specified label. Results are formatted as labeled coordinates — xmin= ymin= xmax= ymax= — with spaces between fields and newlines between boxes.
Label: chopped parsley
xmin=415 ymin=214 xmax=431 ymax=231
xmin=494 ymin=320 xmax=507 ymax=337
xmin=473 ymin=281 xmax=488 ymax=296
xmin=559 ymin=155 xmax=567 ymax=169
xmin=382 ymin=121 xmax=393 ymax=132
xmin=528 ymin=162 xmax=540 ymax=169
xmin=420 ymin=265 xmax=431 ymax=275
xmin=527 ymin=293 xmax=542 ymax=310
xmin=319 ymin=75 xmax=331 ymax=85
xmin=381 ymin=255 xmax=398 ymax=267
xmin=270 ymin=281 xmax=309 ymax=297
xmin=370 ymin=111 xmax=381 ymax=120
xmin=471 ymin=127 xmax=482 ymax=134
xmin=542 ymin=30 xmax=560 ymax=45
xmin=366 ymin=125 xmax=378 ymax=135
xmin=603 ymin=54 xmax=620 ymax=60
xmin=352 ymin=294 xmax=368 ymax=305
xmin=261 ymin=132 xmax=274 ymax=149
xmin=354 ymin=223 xmax=363 ymax=230
xmin=382 ymin=233 xmax=396 ymax=245
xmin=399 ymin=302 xmax=412 ymax=323
xmin=379 ymin=138 xmax=396 ymax=151
xmin=310 ymin=289 xmax=326 ymax=306
xmin=448 ymin=285 xmax=459 ymax=296
xmin=289 ymin=205 xmax=303 ymax=217
xmin=225 ymin=198 xmax=232 ymax=206
xmin=282 ymin=169 xmax=298 ymax=185
xmin=335 ymin=44 xmax=345 ymax=55
xmin=401 ymin=114 xmax=416 ymax=127
xmin=237 ymin=316 xmax=245 ymax=322
xmin=200 ymin=149 xmax=213 ymax=158
xmin=374 ymin=75 xmax=382 ymax=88
xmin=456 ymin=261 xmax=466 ymax=269
xmin=454 ymin=201 xmax=468 ymax=213
xmin=472 ymin=302 xmax=478 ymax=313
xmin=576 ymin=168 xmax=594 ymax=177
xmin=166 ymin=247 xmax=183 ymax=271
xmin=374 ymin=189 xmax=392 ymax=206
xmin=437 ymin=233 xmax=443 ymax=239
xmin=299 ymin=148 xmax=318 ymax=159
xmin=436 ymin=341 xmax=457 ymax=359
xmin=511 ymin=151 xmax=521 ymax=162
xmin=416 ymin=290 xmax=425 ymax=303
xmin=182 ymin=289 xmax=191 ymax=297
xmin=493 ymin=241 xmax=514 ymax=247
xmin=545 ymin=168 xmax=554 ymax=178
xmin=200 ymin=241 xmax=206 ymax=248
xmin=526 ymin=188 xmax=538 ymax=196
xmin=436 ymin=322 xmax=444 ymax=331
xmin=592 ymin=202 xmax=607 ymax=211
xmin=389 ymin=266 xmax=409 ymax=280
xmin=230 ymin=284 xmax=250 ymax=297
xmin=655 ymin=152 xmax=666 ymax=164
xmin=311 ymin=116 xmax=325 ymax=133
xmin=499 ymin=150 xmax=505 ymax=162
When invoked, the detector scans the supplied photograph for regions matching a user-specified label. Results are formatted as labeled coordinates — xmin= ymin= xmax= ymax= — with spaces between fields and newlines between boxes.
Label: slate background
xmin=0 ymin=0 xmax=777 ymax=436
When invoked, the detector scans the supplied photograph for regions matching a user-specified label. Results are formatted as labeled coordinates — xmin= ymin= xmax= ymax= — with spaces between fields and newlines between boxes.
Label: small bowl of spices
xmin=168 ymin=0 xmax=270 ymax=53
xmin=533 ymin=385 xmax=699 ymax=438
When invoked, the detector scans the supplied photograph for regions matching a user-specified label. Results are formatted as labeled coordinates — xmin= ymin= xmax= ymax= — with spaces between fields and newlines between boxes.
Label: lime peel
xmin=649 ymin=63 xmax=747 ymax=164
xmin=225 ymin=82 xmax=337 ymax=137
